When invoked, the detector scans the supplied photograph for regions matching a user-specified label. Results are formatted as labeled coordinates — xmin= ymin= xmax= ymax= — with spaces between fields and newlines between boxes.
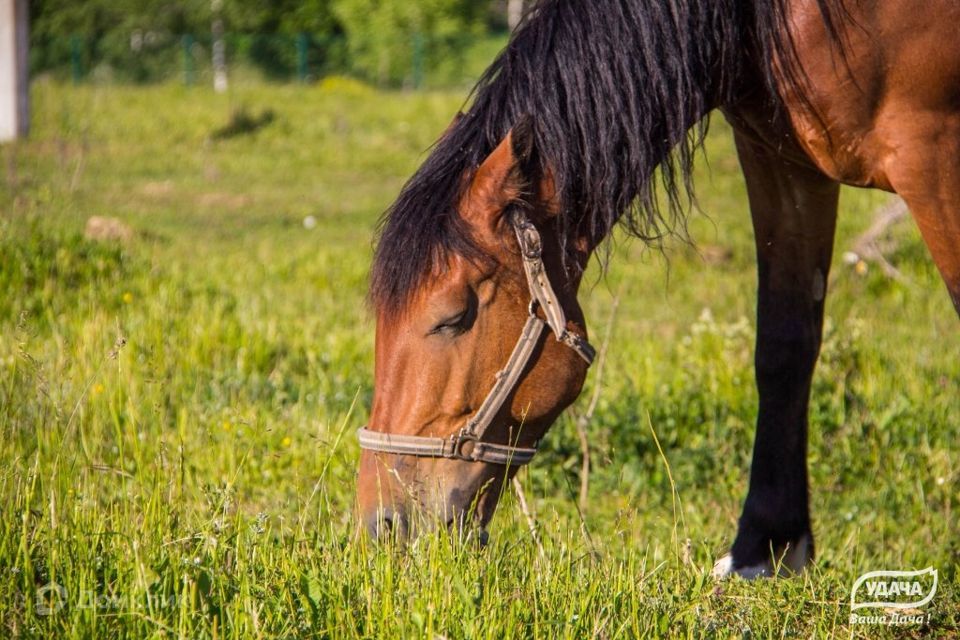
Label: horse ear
xmin=510 ymin=113 xmax=536 ymax=168
xmin=462 ymin=115 xmax=537 ymax=233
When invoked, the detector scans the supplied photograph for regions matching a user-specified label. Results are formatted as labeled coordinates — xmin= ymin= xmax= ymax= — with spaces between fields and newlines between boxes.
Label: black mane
xmin=370 ymin=0 xmax=844 ymax=312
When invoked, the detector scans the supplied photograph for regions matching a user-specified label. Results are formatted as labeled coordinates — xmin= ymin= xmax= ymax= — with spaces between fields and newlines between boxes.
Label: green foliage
xmin=331 ymin=0 xmax=484 ymax=86
xmin=226 ymin=0 xmax=340 ymax=34
xmin=0 ymin=217 xmax=135 ymax=325
xmin=0 ymin=81 xmax=957 ymax=637
xmin=28 ymin=0 xmax=492 ymax=85
xmin=29 ymin=0 xmax=208 ymax=81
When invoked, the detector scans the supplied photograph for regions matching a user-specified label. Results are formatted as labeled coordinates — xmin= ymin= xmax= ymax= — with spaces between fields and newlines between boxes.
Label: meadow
xmin=0 ymin=77 xmax=957 ymax=638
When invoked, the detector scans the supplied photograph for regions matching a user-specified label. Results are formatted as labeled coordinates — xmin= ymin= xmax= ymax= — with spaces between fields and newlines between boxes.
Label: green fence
xmin=29 ymin=32 xmax=509 ymax=90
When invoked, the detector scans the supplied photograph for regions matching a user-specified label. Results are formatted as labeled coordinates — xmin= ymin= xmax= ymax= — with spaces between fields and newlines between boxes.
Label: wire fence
xmin=30 ymin=32 xmax=508 ymax=90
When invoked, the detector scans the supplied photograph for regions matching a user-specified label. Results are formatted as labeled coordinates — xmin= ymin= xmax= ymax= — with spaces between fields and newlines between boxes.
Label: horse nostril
xmin=364 ymin=511 xmax=389 ymax=539
xmin=365 ymin=509 xmax=404 ymax=540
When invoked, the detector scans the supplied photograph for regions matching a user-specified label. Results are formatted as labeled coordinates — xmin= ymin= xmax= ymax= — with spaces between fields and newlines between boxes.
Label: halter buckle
xmin=515 ymin=217 xmax=543 ymax=260
xmin=444 ymin=429 xmax=480 ymax=461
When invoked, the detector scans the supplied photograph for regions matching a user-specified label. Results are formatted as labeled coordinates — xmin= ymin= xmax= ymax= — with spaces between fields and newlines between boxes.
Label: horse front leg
xmin=713 ymin=126 xmax=840 ymax=578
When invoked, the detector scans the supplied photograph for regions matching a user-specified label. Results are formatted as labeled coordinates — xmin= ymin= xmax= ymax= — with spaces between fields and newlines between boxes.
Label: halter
xmin=357 ymin=211 xmax=595 ymax=466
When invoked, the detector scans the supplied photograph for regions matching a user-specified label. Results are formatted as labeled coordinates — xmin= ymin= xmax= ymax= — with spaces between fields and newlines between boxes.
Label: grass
xmin=0 ymin=77 xmax=957 ymax=638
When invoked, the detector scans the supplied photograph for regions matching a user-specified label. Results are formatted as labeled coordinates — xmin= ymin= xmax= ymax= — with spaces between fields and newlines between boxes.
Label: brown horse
xmin=356 ymin=0 xmax=960 ymax=578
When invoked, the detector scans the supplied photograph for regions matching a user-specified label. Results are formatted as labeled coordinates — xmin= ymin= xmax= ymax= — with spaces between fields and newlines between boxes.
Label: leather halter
xmin=357 ymin=211 xmax=595 ymax=466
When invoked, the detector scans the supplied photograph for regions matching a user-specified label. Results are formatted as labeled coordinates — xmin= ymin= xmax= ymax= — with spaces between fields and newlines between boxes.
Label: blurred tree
xmin=29 ymin=0 xmax=208 ymax=81
xmin=219 ymin=0 xmax=338 ymax=33
xmin=332 ymin=0 xmax=484 ymax=86
xmin=28 ymin=0 xmax=494 ymax=84
xmin=221 ymin=0 xmax=345 ymax=80
xmin=211 ymin=0 xmax=227 ymax=91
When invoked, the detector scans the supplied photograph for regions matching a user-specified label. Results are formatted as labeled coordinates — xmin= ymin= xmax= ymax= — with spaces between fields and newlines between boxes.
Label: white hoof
xmin=780 ymin=533 xmax=812 ymax=574
xmin=711 ymin=554 xmax=735 ymax=578
xmin=712 ymin=553 xmax=773 ymax=579
xmin=712 ymin=534 xmax=812 ymax=579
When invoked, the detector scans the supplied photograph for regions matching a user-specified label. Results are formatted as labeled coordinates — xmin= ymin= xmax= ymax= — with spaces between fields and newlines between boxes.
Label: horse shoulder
xmin=779 ymin=0 xmax=960 ymax=191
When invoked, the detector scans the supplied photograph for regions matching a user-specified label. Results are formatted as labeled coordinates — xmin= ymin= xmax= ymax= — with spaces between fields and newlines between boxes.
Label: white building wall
xmin=0 ymin=0 xmax=29 ymax=141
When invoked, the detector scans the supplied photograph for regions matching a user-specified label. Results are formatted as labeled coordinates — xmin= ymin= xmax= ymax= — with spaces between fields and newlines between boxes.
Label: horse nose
xmin=363 ymin=508 xmax=405 ymax=540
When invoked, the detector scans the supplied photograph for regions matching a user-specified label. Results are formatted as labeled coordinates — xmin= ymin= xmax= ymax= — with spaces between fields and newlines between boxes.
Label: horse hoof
xmin=711 ymin=534 xmax=812 ymax=579
xmin=711 ymin=554 xmax=775 ymax=579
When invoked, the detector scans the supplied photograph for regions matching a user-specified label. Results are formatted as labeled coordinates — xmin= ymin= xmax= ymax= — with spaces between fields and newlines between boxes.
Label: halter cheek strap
xmin=357 ymin=211 xmax=595 ymax=466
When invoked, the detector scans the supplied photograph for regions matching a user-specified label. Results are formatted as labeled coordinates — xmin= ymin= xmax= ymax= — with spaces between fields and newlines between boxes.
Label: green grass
xmin=0 ymin=78 xmax=957 ymax=638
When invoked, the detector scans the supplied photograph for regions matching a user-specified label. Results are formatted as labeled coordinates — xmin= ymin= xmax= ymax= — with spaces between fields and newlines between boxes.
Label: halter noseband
xmin=357 ymin=211 xmax=595 ymax=466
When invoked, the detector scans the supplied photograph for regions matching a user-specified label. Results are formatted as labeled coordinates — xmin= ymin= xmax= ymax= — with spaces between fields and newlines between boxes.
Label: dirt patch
xmin=140 ymin=180 xmax=175 ymax=198
xmin=85 ymin=216 xmax=134 ymax=243
xmin=697 ymin=244 xmax=734 ymax=266
xmin=196 ymin=192 xmax=252 ymax=209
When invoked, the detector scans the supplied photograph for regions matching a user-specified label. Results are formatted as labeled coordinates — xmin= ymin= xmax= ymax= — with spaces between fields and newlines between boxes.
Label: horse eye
xmin=430 ymin=311 xmax=467 ymax=336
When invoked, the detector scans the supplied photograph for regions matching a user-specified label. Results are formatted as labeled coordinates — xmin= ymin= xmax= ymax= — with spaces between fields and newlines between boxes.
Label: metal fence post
xmin=70 ymin=35 xmax=82 ymax=84
xmin=412 ymin=32 xmax=424 ymax=89
xmin=296 ymin=32 xmax=308 ymax=83
xmin=182 ymin=34 xmax=194 ymax=85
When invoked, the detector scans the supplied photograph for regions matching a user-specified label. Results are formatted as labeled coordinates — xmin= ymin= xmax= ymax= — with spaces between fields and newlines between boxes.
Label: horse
xmin=355 ymin=0 xmax=960 ymax=578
